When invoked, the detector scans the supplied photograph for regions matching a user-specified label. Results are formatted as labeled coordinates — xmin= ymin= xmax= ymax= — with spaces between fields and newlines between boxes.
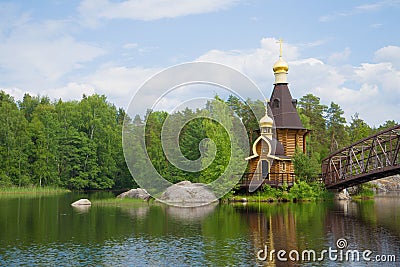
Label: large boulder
xmin=117 ymin=188 xmax=150 ymax=200
xmin=158 ymin=181 xmax=218 ymax=207
xmin=71 ymin=198 xmax=91 ymax=206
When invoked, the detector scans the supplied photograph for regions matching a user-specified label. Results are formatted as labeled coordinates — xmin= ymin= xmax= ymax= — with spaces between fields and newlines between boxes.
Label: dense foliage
xmin=0 ymin=92 xmax=132 ymax=190
xmin=0 ymin=90 xmax=396 ymax=191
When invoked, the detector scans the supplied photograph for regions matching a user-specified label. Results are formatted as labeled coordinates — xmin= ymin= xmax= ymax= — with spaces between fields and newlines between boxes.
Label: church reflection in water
xmin=234 ymin=197 xmax=400 ymax=266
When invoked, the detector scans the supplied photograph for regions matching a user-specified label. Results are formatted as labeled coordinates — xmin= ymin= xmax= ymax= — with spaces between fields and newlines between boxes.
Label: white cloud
xmin=0 ymin=2 xmax=32 ymax=32
xmin=328 ymin=47 xmax=351 ymax=64
xmin=249 ymin=16 xmax=262 ymax=22
xmin=374 ymin=45 xmax=400 ymax=69
xmin=84 ymin=64 xmax=160 ymax=109
xmin=297 ymin=39 xmax=328 ymax=48
xmin=123 ymin=43 xmax=139 ymax=49
xmin=0 ymin=36 xmax=104 ymax=82
xmin=319 ymin=0 xmax=400 ymax=22
xmin=79 ymin=0 xmax=238 ymax=23
xmin=44 ymin=82 xmax=96 ymax=101
xmin=197 ymin=37 xmax=298 ymax=91
xmin=0 ymin=18 xmax=105 ymax=89
xmin=121 ymin=42 xmax=158 ymax=56
xmin=370 ymin=23 xmax=383 ymax=28
xmin=354 ymin=62 xmax=400 ymax=95
xmin=1 ymin=87 xmax=35 ymax=102
xmin=356 ymin=0 xmax=400 ymax=11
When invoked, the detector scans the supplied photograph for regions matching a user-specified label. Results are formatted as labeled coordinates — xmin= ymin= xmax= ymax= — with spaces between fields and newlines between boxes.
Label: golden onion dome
xmin=273 ymin=56 xmax=289 ymax=73
xmin=260 ymin=112 xmax=273 ymax=128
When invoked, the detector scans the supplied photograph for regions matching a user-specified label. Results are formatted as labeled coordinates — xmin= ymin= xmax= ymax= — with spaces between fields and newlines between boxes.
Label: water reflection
xmin=71 ymin=205 xmax=91 ymax=214
xmin=165 ymin=203 xmax=218 ymax=221
xmin=0 ymin=193 xmax=399 ymax=266
xmin=120 ymin=206 xmax=150 ymax=219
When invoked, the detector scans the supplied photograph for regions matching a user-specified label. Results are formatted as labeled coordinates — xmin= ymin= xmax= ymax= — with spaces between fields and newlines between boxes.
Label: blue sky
xmin=1 ymin=0 xmax=399 ymax=126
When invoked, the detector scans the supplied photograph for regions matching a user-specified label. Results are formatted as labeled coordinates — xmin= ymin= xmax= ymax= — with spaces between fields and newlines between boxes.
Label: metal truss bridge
xmin=322 ymin=125 xmax=400 ymax=190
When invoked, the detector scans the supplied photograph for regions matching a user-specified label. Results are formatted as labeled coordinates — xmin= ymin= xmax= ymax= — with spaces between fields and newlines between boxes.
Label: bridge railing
xmin=322 ymin=125 xmax=400 ymax=189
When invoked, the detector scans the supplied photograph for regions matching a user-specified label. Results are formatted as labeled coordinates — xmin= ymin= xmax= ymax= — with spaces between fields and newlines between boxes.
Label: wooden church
xmin=245 ymin=43 xmax=309 ymax=189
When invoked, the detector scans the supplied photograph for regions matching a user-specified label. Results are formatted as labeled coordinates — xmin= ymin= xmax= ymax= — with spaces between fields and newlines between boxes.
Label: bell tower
xmin=269 ymin=39 xmax=308 ymax=157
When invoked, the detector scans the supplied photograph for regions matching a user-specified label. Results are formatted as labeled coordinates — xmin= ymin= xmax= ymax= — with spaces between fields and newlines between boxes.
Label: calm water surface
xmin=0 ymin=192 xmax=399 ymax=266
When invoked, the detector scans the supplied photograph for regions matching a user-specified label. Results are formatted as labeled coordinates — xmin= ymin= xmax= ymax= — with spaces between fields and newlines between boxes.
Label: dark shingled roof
xmin=268 ymin=137 xmax=285 ymax=156
xmin=269 ymin=83 xmax=304 ymax=129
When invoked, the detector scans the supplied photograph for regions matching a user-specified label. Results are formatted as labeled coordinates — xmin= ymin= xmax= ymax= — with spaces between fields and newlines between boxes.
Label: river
xmin=0 ymin=192 xmax=399 ymax=266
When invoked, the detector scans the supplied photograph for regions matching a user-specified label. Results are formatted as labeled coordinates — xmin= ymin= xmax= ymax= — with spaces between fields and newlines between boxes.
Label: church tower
xmin=244 ymin=40 xmax=309 ymax=189
xmin=269 ymin=40 xmax=308 ymax=158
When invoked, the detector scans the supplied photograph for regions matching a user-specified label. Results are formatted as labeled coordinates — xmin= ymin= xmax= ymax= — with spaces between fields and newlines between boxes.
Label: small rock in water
xmin=71 ymin=198 xmax=92 ymax=206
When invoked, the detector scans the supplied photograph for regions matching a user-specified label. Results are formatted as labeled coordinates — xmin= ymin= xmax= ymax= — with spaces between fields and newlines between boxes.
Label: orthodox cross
xmin=276 ymin=38 xmax=284 ymax=57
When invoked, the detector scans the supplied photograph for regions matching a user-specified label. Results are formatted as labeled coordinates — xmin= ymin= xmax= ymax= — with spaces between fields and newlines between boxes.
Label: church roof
xmin=270 ymin=137 xmax=285 ymax=156
xmin=269 ymin=83 xmax=305 ymax=129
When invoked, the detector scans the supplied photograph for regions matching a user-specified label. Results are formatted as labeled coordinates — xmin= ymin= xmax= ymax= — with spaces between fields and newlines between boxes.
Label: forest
xmin=0 ymin=90 xmax=397 ymax=190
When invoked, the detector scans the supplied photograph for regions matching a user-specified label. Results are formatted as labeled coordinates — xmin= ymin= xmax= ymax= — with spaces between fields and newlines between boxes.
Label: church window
xmin=272 ymin=98 xmax=280 ymax=108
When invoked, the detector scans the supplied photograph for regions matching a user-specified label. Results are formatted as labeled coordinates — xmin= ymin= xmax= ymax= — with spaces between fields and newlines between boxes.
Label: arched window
xmin=272 ymin=98 xmax=280 ymax=108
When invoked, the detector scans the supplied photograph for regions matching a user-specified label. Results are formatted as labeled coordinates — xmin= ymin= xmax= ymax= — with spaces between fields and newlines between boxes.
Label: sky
xmin=0 ymin=0 xmax=399 ymax=126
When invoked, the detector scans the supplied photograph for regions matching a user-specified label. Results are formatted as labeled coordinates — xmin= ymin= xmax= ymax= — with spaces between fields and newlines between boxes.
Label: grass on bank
xmin=92 ymin=197 xmax=151 ymax=207
xmin=351 ymin=183 xmax=376 ymax=200
xmin=0 ymin=186 xmax=70 ymax=195
xmin=228 ymin=181 xmax=334 ymax=203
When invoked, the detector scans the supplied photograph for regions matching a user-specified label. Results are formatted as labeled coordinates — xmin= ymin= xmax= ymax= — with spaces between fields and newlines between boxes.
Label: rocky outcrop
xmin=117 ymin=188 xmax=150 ymax=200
xmin=158 ymin=181 xmax=218 ymax=207
xmin=71 ymin=198 xmax=91 ymax=206
xmin=371 ymin=175 xmax=400 ymax=192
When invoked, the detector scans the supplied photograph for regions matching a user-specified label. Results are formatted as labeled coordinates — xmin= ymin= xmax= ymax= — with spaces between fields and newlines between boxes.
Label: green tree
xmin=145 ymin=110 xmax=171 ymax=182
xmin=29 ymin=103 xmax=60 ymax=186
xmin=19 ymin=93 xmax=50 ymax=122
xmin=55 ymin=96 xmax=111 ymax=190
xmin=58 ymin=128 xmax=97 ymax=190
xmin=0 ymin=91 xmax=31 ymax=186
xmin=78 ymin=94 xmax=117 ymax=189
xmin=178 ymin=108 xmax=207 ymax=182
xmin=200 ymin=97 xmax=247 ymax=196
xmin=114 ymin=109 xmax=136 ymax=189
xmin=347 ymin=113 xmax=372 ymax=143
xmin=226 ymin=95 xmax=264 ymax=144
xmin=377 ymin=120 xmax=397 ymax=132
xmin=292 ymin=149 xmax=320 ymax=183
xmin=298 ymin=94 xmax=328 ymax=160
xmin=326 ymin=102 xmax=348 ymax=150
